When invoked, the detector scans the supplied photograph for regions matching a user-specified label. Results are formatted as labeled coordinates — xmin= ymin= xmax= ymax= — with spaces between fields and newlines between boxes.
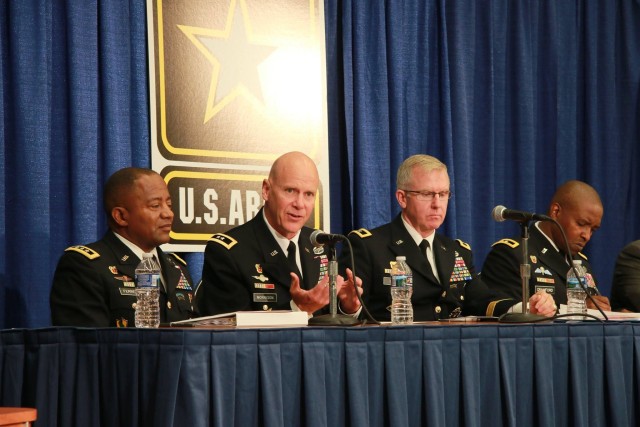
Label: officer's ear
xmin=549 ymin=202 xmax=561 ymax=219
xmin=112 ymin=207 xmax=129 ymax=226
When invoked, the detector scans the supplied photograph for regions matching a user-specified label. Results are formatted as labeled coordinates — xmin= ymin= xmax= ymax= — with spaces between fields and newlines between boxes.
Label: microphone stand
xmin=308 ymin=244 xmax=360 ymax=326
xmin=499 ymin=221 xmax=548 ymax=323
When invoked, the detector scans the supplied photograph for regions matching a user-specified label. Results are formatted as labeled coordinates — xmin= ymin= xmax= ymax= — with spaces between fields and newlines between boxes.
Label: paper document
xmin=170 ymin=310 xmax=309 ymax=327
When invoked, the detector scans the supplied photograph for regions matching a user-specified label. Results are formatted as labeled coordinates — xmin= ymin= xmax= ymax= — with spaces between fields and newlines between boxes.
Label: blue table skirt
xmin=1 ymin=323 xmax=638 ymax=426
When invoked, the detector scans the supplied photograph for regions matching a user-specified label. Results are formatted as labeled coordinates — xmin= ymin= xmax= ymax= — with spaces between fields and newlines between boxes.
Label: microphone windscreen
xmin=492 ymin=205 xmax=507 ymax=222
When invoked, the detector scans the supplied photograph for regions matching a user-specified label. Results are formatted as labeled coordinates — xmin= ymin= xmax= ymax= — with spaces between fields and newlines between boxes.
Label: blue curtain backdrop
xmin=0 ymin=0 xmax=639 ymax=329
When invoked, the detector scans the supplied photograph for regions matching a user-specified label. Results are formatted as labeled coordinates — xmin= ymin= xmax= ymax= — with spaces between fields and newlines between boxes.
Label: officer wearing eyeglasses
xmin=343 ymin=154 xmax=556 ymax=321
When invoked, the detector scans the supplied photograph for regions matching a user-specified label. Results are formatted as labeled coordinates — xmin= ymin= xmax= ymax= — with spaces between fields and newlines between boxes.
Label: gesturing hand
xmin=289 ymin=272 xmax=330 ymax=314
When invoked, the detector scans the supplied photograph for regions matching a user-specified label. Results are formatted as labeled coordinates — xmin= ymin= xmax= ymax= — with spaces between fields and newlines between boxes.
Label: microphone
xmin=310 ymin=230 xmax=346 ymax=246
xmin=492 ymin=205 xmax=552 ymax=223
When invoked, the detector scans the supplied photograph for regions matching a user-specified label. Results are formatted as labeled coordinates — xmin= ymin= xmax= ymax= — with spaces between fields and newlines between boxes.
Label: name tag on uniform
xmin=253 ymin=293 xmax=277 ymax=303
xmin=535 ymin=285 xmax=555 ymax=294
xmin=119 ymin=288 xmax=136 ymax=296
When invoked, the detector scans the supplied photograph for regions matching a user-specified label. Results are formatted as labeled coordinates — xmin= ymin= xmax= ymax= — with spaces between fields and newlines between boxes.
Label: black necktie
xmin=287 ymin=241 xmax=303 ymax=280
xmin=419 ymin=240 xmax=439 ymax=283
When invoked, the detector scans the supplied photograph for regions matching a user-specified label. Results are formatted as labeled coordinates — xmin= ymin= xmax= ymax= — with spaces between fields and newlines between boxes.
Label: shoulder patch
xmin=578 ymin=252 xmax=588 ymax=260
xmin=65 ymin=245 xmax=100 ymax=259
xmin=209 ymin=233 xmax=238 ymax=250
xmin=169 ymin=253 xmax=187 ymax=266
xmin=456 ymin=239 xmax=471 ymax=250
xmin=492 ymin=238 xmax=520 ymax=249
xmin=349 ymin=228 xmax=372 ymax=239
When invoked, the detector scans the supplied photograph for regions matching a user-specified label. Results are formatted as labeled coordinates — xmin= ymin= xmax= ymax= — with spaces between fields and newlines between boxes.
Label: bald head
xmin=268 ymin=151 xmax=319 ymax=184
xmin=549 ymin=180 xmax=602 ymax=213
xmin=262 ymin=151 xmax=319 ymax=239
xmin=545 ymin=180 xmax=603 ymax=255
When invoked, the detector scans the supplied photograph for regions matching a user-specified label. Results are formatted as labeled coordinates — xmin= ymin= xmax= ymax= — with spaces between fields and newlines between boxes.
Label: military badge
xmin=66 ymin=245 xmax=100 ymax=259
xmin=253 ymin=274 xmax=269 ymax=282
xmin=530 ymin=255 xmax=537 ymax=264
xmin=176 ymin=274 xmax=192 ymax=290
xmin=350 ymin=228 xmax=372 ymax=238
xmin=109 ymin=266 xmax=118 ymax=274
xmin=534 ymin=266 xmax=552 ymax=276
xmin=255 ymin=264 xmax=263 ymax=273
xmin=449 ymin=255 xmax=472 ymax=282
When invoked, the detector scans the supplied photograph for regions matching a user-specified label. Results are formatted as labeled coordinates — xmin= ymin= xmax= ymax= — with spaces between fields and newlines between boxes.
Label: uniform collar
xmin=262 ymin=209 xmax=301 ymax=253
xmin=112 ymin=232 xmax=160 ymax=262
xmin=534 ymin=221 xmax=561 ymax=253
xmin=401 ymin=214 xmax=436 ymax=249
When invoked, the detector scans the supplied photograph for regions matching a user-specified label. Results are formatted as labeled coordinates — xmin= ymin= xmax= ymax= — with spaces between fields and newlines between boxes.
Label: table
xmin=1 ymin=323 xmax=638 ymax=426
xmin=0 ymin=408 xmax=37 ymax=426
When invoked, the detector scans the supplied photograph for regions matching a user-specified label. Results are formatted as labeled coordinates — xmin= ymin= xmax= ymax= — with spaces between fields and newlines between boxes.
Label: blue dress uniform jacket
xmin=481 ymin=223 xmax=596 ymax=305
xmin=195 ymin=209 xmax=328 ymax=316
xmin=50 ymin=230 xmax=195 ymax=327
xmin=343 ymin=214 xmax=515 ymax=321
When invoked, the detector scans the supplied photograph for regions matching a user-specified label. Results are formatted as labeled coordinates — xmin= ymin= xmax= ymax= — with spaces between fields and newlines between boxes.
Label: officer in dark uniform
xmin=196 ymin=209 xmax=329 ymax=314
xmin=195 ymin=151 xmax=362 ymax=316
xmin=50 ymin=167 xmax=195 ymax=327
xmin=343 ymin=155 xmax=556 ymax=321
xmin=482 ymin=180 xmax=610 ymax=310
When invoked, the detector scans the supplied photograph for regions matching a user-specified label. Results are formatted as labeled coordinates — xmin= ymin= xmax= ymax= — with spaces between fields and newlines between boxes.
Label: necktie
xmin=419 ymin=240 xmax=439 ymax=283
xmin=287 ymin=241 xmax=303 ymax=280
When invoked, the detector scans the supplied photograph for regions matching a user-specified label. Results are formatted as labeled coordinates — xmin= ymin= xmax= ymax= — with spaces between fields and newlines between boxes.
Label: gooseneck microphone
xmin=310 ymin=230 xmax=346 ymax=246
xmin=491 ymin=205 xmax=552 ymax=223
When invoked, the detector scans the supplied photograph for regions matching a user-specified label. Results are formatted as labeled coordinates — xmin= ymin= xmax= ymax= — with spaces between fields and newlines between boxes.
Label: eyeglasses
xmin=402 ymin=190 xmax=453 ymax=201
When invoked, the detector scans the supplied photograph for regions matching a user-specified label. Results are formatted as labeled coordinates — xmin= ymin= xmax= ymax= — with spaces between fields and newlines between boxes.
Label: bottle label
xmin=566 ymin=277 xmax=585 ymax=289
xmin=136 ymin=273 xmax=160 ymax=289
xmin=391 ymin=275 xmax=412 ymax=288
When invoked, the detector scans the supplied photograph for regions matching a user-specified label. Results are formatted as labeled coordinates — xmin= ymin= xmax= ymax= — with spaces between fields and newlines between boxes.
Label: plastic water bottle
xmin=135 ymin=253 xmax=161 ymax=328
xmin=566 ymin=260 xmax=587 ymax=319
xmin=390 ymin=256 xmax=413 ymax=324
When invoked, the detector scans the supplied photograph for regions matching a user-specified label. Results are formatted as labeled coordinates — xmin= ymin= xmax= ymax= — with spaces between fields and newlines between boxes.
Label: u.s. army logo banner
xmin=147 ymin=0 xmax=329 ymax=250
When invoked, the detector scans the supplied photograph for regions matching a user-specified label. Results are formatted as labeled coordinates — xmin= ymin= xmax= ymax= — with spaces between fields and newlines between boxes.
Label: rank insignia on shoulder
xmin=456 ymin=239 xmax=471 ymax=250
xmin=349 ymin=228 xmax=372 ymax=239
xmin=578 ymin=252 xmax=588 ymax=260
xmin=492 ymin=238 xmax=519 ymax=249
xmin=210 ymin=233 xmax=237 ymax=250
xmin=65 ymin=245 xmax=100 ymax=259
xmin=169 ymin=253 xmax=187 ymax=265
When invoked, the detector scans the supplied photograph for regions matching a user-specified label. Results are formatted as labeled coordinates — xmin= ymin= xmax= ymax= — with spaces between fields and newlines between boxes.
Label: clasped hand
xmin=289 ymin=268 xmax=363 ymax=315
